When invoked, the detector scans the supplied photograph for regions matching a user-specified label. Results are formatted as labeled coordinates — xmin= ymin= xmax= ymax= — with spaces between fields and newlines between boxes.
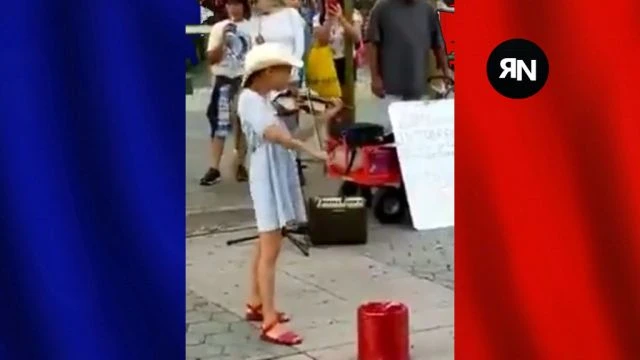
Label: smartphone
xmin=325 ymin=0 xmax=338 ymax=11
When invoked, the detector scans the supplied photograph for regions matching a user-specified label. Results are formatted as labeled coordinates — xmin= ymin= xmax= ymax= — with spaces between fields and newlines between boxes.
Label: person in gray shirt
xmin=365 ymin=0 xmax=452 ymax=128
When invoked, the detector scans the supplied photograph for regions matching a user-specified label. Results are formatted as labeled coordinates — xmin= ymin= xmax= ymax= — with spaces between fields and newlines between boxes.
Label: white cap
xmin=242 ymin=43 xmax=303 ymax=87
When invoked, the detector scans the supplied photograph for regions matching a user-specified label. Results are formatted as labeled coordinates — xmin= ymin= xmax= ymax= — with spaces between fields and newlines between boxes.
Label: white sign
xmin=388 ymin=100 xmax=454 ymax=230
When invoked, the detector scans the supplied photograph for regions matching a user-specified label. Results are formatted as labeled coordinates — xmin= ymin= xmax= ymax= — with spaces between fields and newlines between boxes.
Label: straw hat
xmin=241 ymin=43 xmax=303 ymax=87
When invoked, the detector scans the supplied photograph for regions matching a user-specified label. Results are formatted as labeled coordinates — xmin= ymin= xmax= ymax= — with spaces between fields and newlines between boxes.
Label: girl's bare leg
xmin=247 ymin=240 xmax=261 ymax=306
xmin=257 ymin=229 xmax=299 ymax=338
xmin=257 ymin=229 xmax=282 ymax=323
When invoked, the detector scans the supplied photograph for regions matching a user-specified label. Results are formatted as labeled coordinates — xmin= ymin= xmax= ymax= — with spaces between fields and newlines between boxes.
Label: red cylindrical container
xmin=357 ymin=301 xmax=409 ymax=360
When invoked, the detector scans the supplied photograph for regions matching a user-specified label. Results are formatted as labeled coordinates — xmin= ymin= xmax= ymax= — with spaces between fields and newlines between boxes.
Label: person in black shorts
xmin=200 ymin=0 xmax=253 ymax=185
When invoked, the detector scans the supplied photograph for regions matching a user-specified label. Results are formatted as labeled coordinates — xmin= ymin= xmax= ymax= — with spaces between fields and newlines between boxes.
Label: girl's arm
xmin=263 ymin=124 xmax=327 ymax=160
xmin=206 ymin=21 xmax=227 ymax=64
xmin=207 ymin=45 xmax=225 ymax=65
xmin=292 ymin=99 xmax=343 ymax=142
xmin=239 ymin=91 xmax=327 ymax=160
xmin=318 ymin=99 xmax=343 ymax=121
xmin=337 ymin=9 xmax=361 ymax=42
xmin=312 ymin=13 xmax=331 ymax=45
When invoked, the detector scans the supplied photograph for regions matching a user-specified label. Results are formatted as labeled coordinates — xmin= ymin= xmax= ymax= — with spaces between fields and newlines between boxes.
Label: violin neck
xmin=299 ymin=93 xmax=330 ymax=104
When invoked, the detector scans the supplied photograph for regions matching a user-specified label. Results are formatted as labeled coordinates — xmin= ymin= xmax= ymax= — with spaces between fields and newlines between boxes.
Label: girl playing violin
xmin=237 ymin=43 xmax=342 ymax=346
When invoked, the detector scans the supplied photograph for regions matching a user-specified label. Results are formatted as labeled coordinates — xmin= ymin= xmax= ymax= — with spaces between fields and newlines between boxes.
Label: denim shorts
xmin=206 ymin=76 xmax=241 ymax=138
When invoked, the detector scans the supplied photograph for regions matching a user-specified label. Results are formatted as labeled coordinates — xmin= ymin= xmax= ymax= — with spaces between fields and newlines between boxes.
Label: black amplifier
xmin=307 ymin=196 xmax=368 ymax=245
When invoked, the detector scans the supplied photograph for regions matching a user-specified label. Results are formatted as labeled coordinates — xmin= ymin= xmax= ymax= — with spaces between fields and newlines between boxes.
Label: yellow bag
xmin=305 ymin=44 xmax=342 ymax=98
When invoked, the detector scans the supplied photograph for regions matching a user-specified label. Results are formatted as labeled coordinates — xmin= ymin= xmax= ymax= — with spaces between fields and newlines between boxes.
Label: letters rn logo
xmin=500 ymin=58 xmax=536 ymax=81
xmin=487 ymin=38 xmax=549 ymax=99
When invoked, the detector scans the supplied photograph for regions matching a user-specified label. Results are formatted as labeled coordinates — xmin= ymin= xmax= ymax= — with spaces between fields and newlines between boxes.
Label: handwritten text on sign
xmin=388 ymin=100 xmax=454 ymax=230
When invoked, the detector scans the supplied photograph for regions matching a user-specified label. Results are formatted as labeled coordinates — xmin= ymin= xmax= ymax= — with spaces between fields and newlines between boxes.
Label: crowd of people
xmin=198 ymin=0 xmax=364 ymax=186
xmin=195 ymin=0 xmax=452 ymax=346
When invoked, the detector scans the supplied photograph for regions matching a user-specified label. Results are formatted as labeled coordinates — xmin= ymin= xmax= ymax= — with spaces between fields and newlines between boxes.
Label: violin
xmin=272 ymin=89 xmax=342 ymax=116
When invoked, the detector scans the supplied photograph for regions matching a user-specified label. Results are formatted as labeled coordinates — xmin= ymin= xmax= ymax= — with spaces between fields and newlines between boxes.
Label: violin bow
xmin=300 ymin=89 xmax=325 ymax=151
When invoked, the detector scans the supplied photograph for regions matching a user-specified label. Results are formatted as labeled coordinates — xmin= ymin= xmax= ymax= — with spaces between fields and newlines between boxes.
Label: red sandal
xmin=245 ymin=304 xmax=290 ymax=323
xmin=260 ymin=320 xmax=303 ymax=346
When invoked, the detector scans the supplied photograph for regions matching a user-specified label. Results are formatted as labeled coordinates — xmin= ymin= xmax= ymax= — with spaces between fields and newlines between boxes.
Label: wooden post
xmin=342 ymin=0 xmax=356 ymax=123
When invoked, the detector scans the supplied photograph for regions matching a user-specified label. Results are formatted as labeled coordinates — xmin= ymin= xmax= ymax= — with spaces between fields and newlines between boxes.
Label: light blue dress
xmin=237 ymin=89 xmax=307 ymax=232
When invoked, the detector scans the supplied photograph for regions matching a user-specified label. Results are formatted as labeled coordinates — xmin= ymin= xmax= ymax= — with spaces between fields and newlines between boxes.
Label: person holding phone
xmin=237 ymin=43 xmax=343 ymax=346
xmin=251 ymin=0 xmax=306 ymax=80
xmin=313 ymin=0 xmax=362 ymax=89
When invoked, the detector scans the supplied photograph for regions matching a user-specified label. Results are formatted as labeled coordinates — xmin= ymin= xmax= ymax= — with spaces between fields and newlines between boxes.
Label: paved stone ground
xmin=187 ymin=228 xmax=454 ymax=360
xmin=186 ymin=287 xmax=454 ymax=360
xmin=186 ymin=290 xmax=306 ymax=360
xmin=186 ymin=67 xmax=454 ymax=359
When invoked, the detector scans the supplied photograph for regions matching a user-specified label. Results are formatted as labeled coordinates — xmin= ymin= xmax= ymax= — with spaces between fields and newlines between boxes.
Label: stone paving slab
xmin=304 ymin=326 xmax=454 ymax=359
xmin=266 ymin=356 xmax=311 ymax=360
xmin=187 ymin=290 xmax=306 ymax=360
xmin=408 ymin=327 xmax=455 ymax=360
xmin=354 ymin=225 xmax=454 ymax=289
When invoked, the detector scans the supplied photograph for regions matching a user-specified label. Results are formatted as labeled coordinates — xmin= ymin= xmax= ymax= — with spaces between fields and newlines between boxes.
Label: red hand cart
xmin=324 ymin=76 xmax=454 ymax=224
xmin=325 ymin=136 xmax=409 ymax=224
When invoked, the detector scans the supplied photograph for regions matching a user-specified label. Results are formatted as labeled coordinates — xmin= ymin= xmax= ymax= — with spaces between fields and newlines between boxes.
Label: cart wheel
xmin=373 ymin=187 xmax=407 ymax=224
